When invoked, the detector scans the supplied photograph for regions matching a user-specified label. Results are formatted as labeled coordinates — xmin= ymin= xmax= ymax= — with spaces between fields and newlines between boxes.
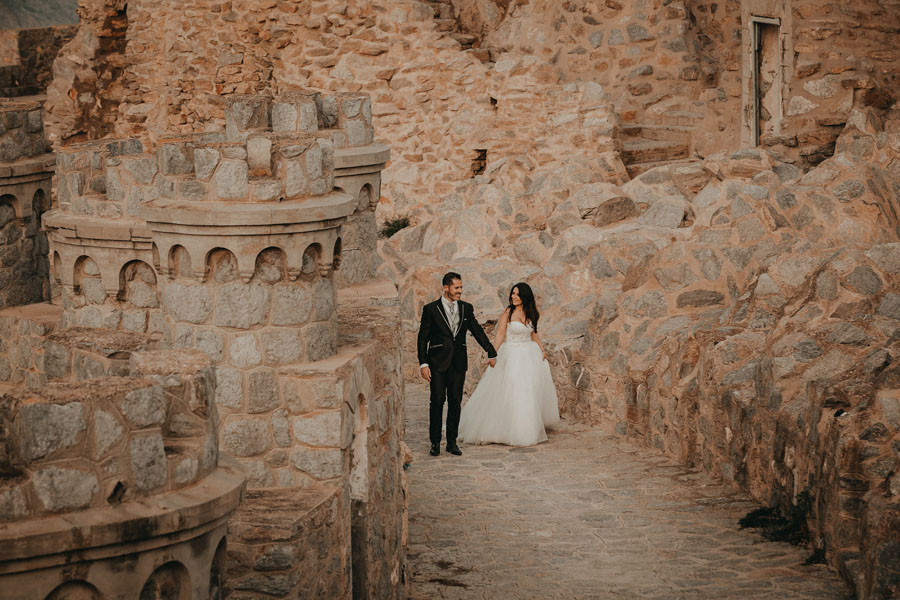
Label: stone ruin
xmin=2 ymin=0 xmax=900 ymax=597
xmin=0 ymin=27 xmax=408 ymax=596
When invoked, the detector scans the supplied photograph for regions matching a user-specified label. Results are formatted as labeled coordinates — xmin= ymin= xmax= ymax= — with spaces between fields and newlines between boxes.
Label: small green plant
xmin=379 ymin=216 xmax=410 ymax=239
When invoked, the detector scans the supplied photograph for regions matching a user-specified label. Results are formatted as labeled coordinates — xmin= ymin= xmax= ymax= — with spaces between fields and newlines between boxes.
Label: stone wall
xmin=379 ymin=107 xmax=900 ymax=598
xmin=0 ymin=100 xmax=52 ymax=310
xmin=0 ymin=25 xmax=78 ymax=97
xmin=0 ymin=334 xmax=244 ymax=599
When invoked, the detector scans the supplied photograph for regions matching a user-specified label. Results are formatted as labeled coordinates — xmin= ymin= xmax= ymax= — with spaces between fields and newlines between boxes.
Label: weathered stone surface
xmin=120 ymin=385 xmax=165 ymax=428
xmin=215 ymin=159 xmax=249 ymax=199
xmin=215 ymin=283 xmax=270 ymax=329
xmin=248 ymin=368 xmax=279 ymax=413
xmin=93 ymin=409 xmax=124 ymax=458
xmin=261 ymin=328 xmax=303 ymax=365
xmin=32 ymin=467 xmax=98 ymax=512
xmin=290 ymin=446 xmax=342 ymax=479
xmin=271 ymin=285 xmax=313 ymax=326
xmin=19 ymin=401 xmax=85 ymax=461
xmin=676 ymin=290 xmax=724 ymax=308
xmin=291 ymin=411 xmax=341 ymax=447
xmin=230 ymin=334 xmax=262 ymax=367
xmin=130 ymin=434 xmax=167 ymax=491
xmin=222 ymin=418 xmax=272 ymax=457
xmin=302 ymin=322 xmax=335 ymax=361
xmin=163 ymin=283 xmax=212 ymax=323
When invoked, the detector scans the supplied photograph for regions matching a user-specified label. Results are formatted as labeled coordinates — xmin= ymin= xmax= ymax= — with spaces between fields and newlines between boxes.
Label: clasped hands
xmin=420 ymin=358 xmax=496 ymax=383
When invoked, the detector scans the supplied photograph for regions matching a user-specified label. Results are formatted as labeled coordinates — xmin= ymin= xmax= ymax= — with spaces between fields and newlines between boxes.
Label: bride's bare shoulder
xmin=498 ymin=307 xmax=511 ymax=322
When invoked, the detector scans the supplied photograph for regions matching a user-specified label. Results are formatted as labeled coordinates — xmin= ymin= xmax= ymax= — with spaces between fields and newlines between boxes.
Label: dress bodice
xmin=506 ymin=320 xmax=534 ymax=344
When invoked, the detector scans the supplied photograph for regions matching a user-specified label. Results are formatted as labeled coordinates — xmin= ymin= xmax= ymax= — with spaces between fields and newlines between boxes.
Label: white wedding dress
xmin=458 ymin=320 xmax=560 ymax=446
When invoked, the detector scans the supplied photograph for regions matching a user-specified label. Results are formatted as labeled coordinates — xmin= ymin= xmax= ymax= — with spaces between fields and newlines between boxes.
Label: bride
xmin=458 ymin=282 xmax=560 ymax=446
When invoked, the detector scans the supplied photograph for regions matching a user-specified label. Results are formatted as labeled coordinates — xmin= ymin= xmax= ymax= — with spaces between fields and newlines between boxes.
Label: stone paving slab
xmin=404 ymin=383 xmax=852 ymax=599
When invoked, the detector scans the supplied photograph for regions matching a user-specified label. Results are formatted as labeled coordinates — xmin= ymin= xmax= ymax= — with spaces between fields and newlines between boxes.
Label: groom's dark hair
xmin=442 ymin=272 xmax=461 ymax=287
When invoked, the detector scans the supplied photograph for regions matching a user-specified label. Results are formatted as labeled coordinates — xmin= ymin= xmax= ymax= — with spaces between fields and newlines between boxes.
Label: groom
xmin=417 ymin=272 xmax=497 ymax=456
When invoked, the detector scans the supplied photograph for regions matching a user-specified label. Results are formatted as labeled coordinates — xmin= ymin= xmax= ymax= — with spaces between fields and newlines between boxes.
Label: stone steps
xmin=621 ymin=123 xmax=695 ymax=143
xmin=622 ymin=139 xmax=690 ymax=164
xmin=434 ymin=18 xmax=457 ymax=32
xmin=625 ymin=157 xmax=699 ymax=178
xmin=451 ymin=32 xmax=478 ymax=48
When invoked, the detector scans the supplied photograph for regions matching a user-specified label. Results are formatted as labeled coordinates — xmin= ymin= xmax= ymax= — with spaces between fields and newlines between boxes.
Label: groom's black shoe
xmin=447 ymin=444 xmax=462 ymax=456
xmin=429 ymin=443 xmax=440 ymax=456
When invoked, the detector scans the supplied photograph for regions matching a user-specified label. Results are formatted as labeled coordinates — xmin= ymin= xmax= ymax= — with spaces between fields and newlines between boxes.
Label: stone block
xmin=272 ymin=102 xmax=299 ymax=132
xmin=272 ymin=409 xmax=292 ymax=448
xmin=19 ymin=401 xmax=86 ymax=461
xmin=175 ymin=457 xmax=198 ymax=484
xmin=248 ymin=368 xmax=279 ymax=413
xmin=291 ymin=411 xmax=341 ymax=447
xmin=160 ymin=143 xmax=194 ymax=175
xmin=32 ymin=467 xmax=98 ymax=512
xmin=163 ymin=282 xmax=212 ymax=323
xmin=866 ymin=244 xmax=900 ymax=274
xmin=196 ymin=329 xmax=224 ymax=361
xmin=120 ymin=385 xmax=166 ymax=428
xmin=222 ymin=417 xmax=272 ymax=457
xmin=627 ymin=291 xmax=666 ymax=319
xmin=93 ymin=409 xmax=124 ymax=459
xmin=194 ymin=148 xmax=220 ymax=180
xmin=312 ymin=279 xmax=335 ymax=321
xmin=0 ymin=486 xmax=28 ymax=521
xmin=215 ymin=283 xmax=270 ymax=329
xmin=290 ymin=446 xmax=342 ymax=479
xmin=247 ymin=136 xmax=273 ymax=175
xmin=302 ymin=322 xmax=335 ymax=362
xmin=130 ymin=434 xmax=167 ymax=491
xmin=284 ymin=158 xmax=308 ymax=198
xmin=230 ymin=334 xmax=262 ymax=368
xmin=261 ymin=328 xmax=303 ymax=365
xmin=215 ymin=159 xmax=249 ymax=200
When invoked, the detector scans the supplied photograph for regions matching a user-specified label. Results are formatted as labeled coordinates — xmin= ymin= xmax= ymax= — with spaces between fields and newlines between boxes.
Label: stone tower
xmin=1 ymin=88 xmax=405 ymax=598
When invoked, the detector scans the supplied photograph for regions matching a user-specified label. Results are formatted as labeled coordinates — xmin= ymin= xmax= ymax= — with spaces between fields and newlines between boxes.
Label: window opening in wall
xmin=750 ymin=16 xmax=781 ymax=146
xmin=470 ymin=149 xmax=487 ymax=177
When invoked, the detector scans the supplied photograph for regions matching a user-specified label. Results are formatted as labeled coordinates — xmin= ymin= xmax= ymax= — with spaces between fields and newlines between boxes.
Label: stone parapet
xmin=226 ymin=485 xmax=350 ymax=598
xmin=0 ymin=456 xmax=244 ymax=600
xmin=0 ymin=99 xmax=52 ymax=309
xmin=0 ymin=349 xmax=220 ymax=519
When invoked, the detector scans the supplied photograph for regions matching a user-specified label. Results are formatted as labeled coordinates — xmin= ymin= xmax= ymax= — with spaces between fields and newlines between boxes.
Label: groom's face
xmin=443 ymin=279 xmax=462 ymax=302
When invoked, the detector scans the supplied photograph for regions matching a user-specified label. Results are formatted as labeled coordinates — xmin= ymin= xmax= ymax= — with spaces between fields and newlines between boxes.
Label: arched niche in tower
xmin=333 ymin=237 xmax=343 ymax=271
xmin=207 ymin=248 xmax=239 ymax=284
xmin=168 ymin=245 xmax=193 ymax=280
xmin=44 ymin=580 xmax=102 ymax=600
xmin=358 ymin=183 xmax=374 ymax=213
xmin=301 ymin=243 xmax=322 ymax=279
xmin=73 ymin=255 xmax=102 ymax=302
xmin=118 ymin=260 xmax=159 ymax=308
xmin=252 ymin=247 xmax=286 ymax=284
xmin=139 ymin=561 xmax=191 ymax=600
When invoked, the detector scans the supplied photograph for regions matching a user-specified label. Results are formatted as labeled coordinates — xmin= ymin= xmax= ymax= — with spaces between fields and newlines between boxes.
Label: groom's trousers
xmin=429 ymin=366 xmax=465 ymax=446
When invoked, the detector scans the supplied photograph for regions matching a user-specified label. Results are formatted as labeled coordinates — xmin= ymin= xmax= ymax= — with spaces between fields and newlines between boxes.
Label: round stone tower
xmin=43 ymin=89 xmax=390 ymax=487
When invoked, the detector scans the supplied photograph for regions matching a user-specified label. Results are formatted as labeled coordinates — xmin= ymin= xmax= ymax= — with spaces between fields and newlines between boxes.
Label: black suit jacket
xmin=417 ymin=299 xmax=497 ymax=373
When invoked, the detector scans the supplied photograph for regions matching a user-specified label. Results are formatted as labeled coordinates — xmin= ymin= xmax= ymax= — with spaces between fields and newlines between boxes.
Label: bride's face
xmin=511 ymin=287 xmax=522 ymax=306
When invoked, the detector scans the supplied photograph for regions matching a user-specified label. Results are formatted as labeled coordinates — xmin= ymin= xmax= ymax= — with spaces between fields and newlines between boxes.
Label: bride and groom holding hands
xmin=417 ymin=271 xmax=560 ymax=456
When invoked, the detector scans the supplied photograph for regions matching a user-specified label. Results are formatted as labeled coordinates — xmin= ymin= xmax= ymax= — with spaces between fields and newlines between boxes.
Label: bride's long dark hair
xmin=507 ymin=282 xmax=540 ymax=332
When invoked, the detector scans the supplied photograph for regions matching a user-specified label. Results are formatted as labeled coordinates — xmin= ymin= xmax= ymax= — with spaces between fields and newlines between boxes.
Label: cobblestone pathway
xmin=404 ymin=384 xmax=851 ymax=600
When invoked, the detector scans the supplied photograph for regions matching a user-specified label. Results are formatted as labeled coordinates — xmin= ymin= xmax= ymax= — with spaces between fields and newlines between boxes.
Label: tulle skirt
xmin=458 ymin=340 xmax=560 ymax=446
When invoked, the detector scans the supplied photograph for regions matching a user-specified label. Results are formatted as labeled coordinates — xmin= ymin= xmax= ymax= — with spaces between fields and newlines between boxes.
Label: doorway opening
xmin=751 ymin=16 xmax=781 ymax=146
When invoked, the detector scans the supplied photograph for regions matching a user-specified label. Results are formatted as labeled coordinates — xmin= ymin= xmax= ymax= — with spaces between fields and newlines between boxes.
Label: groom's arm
xmin=466 ymin=305 xmax=497 ymax=359
xmin=417 ymin=304 xmax=431 ymax=366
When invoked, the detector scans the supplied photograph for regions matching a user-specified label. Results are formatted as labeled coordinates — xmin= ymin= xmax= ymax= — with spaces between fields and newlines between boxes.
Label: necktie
xmin=449 ymin=302 xmax=458 ymax=333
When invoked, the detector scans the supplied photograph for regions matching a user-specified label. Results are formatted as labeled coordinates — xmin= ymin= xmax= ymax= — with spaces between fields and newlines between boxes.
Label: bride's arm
xmin=493 ymin=308 xmax=510 ymax=349
xmin=531 ymin=330 xmax=548 ymax=361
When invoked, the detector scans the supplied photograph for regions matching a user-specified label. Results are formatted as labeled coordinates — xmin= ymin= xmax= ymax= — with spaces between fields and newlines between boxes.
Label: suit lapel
xmin=435 ymin=299 xmax=454 ymax=334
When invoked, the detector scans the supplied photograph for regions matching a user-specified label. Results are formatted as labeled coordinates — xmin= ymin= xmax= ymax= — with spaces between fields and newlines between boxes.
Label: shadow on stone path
xmin=404 ymin=383 xmax=852 ymax=599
